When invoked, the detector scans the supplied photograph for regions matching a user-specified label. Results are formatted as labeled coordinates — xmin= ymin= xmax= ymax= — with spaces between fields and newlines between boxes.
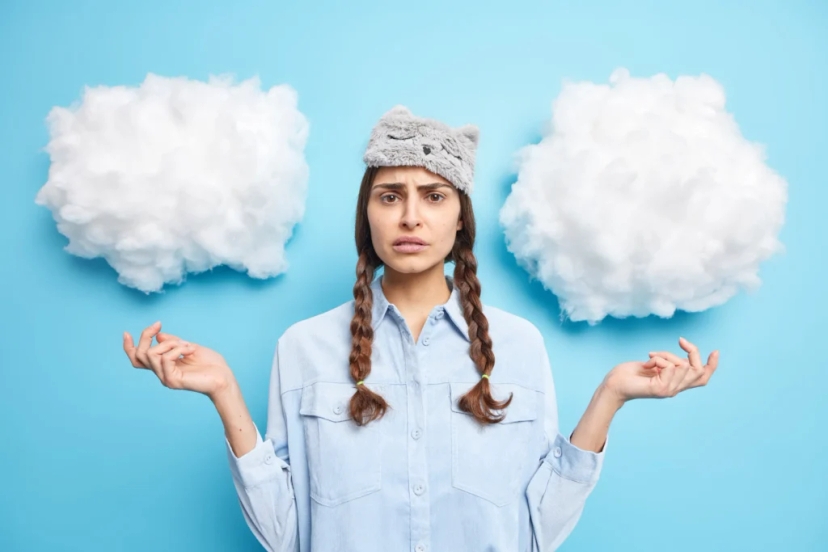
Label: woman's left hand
xmin=603 ymin=337 xmax=720 ymax=404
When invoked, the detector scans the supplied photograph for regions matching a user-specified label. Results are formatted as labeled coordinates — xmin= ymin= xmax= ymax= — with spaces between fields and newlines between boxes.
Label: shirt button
xmin=411 ymin=428 xmax=421 ymax=440
xmin=423 ymin=337 xmax=430 ymax=346
xmin=333 ymin=404 xmax=343 ymax=415
xmin=415 ymin=545 xmax=426 ymax=552
xmin=430 ymin=317 xmax=438 ymax=325
xmin=264 ymin=454 xmax=273 ymax=465
xmin=553 ymin=446 xmax=562 ymax=458
xmin=413 ymin=483 xmax=425 ymax=495
xmin=436 ymin=310 xmax=444 ymax=319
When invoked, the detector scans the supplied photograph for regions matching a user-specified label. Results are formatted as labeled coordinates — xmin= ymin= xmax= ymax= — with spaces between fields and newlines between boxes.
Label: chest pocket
xmin=299 ymin=381 xmax=385 ymax=507
xmin=449 ymin=382 xmax=539 ymax=507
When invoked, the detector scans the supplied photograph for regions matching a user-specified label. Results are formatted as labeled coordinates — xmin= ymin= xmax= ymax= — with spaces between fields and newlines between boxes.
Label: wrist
xmin=596 ymin=380 xmax=626 ymax=412
xmin=209 ymin=376 xmax=241 ymax=405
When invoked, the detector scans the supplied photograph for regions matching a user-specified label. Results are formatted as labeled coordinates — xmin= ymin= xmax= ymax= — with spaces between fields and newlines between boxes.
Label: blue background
xmin=1 ymin=1 xmax=825 ymax=550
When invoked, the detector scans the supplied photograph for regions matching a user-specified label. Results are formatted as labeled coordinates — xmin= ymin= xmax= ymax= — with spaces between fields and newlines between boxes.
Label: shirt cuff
xmin=225 ymin=423 xmax=289 ymax=489
xmin=543 ymin=431 xmax=607 ymax=484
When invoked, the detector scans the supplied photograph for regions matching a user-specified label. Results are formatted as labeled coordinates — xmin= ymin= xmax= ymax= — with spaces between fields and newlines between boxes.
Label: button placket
xmin=402 ymin=314 xmax=431 ymax=550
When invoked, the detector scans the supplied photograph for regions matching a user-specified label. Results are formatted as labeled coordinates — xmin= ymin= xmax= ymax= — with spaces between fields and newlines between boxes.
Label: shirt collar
xmin=369 ymin=273 xmax=470 ymax=342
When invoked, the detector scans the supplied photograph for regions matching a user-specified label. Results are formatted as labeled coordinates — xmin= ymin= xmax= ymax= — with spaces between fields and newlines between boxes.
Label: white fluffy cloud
xmin=500 ymin=68 xmax=788 ymax=325
xmin=35 ymin=73 xmax=309 ymax=293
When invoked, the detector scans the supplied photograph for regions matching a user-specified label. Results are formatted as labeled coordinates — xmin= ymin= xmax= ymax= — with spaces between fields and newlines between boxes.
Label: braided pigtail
xmin=347 ymin=250 xmax=390 ymax=426
xmin=452 ymin=240 xmax=512 ymax=424
xmin=348 ymin=167 xmax=390 ymax=426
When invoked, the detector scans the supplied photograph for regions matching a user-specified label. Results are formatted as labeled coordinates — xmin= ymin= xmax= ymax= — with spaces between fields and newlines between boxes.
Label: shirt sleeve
xmin=225 ymin=337 xmax=299 ymax=552
xmin=525 ymin=334 xmax=608 ymax=552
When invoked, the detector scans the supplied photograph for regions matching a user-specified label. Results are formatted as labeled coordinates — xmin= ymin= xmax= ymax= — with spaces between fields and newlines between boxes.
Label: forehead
xmin=372 ymin=166 xmax=453 ymax=187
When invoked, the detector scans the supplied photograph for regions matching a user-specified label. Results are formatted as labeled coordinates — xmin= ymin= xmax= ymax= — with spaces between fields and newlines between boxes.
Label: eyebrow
xmin=372 ymin=182 xmax=453 ymax=192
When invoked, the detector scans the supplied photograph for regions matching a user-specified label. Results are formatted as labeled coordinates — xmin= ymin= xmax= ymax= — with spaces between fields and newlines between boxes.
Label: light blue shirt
xmin=225 ymin=274 xmax=608 ymax=552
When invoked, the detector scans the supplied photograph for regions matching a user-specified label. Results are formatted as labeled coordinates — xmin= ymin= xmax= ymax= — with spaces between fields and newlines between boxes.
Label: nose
xmin=400 ymin=196 xmax=422 ymax=229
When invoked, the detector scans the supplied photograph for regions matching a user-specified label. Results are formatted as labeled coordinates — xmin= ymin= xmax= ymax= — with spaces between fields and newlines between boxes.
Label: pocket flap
xmin=449 ymin=382 xmax=538 ymax=423
xmin=300 ymin=381 xmax=384 ymax=423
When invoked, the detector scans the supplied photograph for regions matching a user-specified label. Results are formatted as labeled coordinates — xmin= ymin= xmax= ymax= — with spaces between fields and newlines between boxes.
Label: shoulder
xmin=274 ymin=298 xmax=355 ymax=392
xmin=480 ymin=303 xmax=549 ymax=392
xmin=280 ymin=298 xmax=354 ymax=347
xmin=482 ymin=303 xmax=545 ymax=349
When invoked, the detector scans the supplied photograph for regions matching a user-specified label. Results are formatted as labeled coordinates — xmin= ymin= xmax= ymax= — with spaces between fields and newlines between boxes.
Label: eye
xmin=380 ymin=193 xmax=400 ymax=203
xmin=427 ymin=193 xmax=445 ymax=202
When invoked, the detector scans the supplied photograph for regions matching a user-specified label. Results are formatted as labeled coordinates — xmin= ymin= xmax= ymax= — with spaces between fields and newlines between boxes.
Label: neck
xmin=380 ymin=264 xmax=451 ymax=315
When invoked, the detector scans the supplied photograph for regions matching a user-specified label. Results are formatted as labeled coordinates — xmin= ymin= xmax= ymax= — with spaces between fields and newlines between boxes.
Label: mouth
xmin=393 ymin=237 xmax=427 ymax=246
xmin=392 ymin=237 xmax=428 ymax=253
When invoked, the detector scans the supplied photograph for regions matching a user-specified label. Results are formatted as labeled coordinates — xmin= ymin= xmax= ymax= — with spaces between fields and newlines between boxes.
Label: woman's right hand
xmin=123 ymin=321 xmax=235 ymax=399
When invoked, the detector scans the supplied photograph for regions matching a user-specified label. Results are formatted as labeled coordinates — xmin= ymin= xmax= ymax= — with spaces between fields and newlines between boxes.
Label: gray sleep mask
xmin=362 ymin=105 xmax=480 ymax=195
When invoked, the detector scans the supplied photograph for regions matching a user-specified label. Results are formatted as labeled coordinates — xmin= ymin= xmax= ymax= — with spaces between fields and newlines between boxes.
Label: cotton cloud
xmin=499 ymin=68 xmax=788 ymax=325
xmin=35 ymin=73 xmax=309 ymax=293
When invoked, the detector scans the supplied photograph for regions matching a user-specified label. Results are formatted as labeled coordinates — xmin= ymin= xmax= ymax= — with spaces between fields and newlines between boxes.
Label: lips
xmin=393 ymin=237 xmax=427 ymax=246
xmin=392 ymin=237 xmax=429 ymax=254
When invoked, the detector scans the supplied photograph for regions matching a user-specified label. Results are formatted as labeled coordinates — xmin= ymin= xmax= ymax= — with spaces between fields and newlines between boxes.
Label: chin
xmin=381 ymin=254 xmax=440 ymax=275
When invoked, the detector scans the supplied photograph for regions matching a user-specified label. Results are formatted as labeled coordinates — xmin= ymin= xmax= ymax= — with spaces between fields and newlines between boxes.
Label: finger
xmin=157 ymin=331 xmax=182 ymax=343
xmin=136 ymin=321 xmax=162 ymax=366
xmin=679 ymin=337 xmax=703 ymax=370
xmin=157 ymin=332 xmax=198 ymax=353
xmin=693 ymin=350 xmax=720 ymax=388
xmin=663 ymin=360 xmax=690 ymax=397
xmin=123 ymin=332 xmax=146 ymax=368
xmin=158 ymin=343 xmax=193 ymax=389
xmin=148 ymin=339 xmax=186 ymax=358
xmin=671 ymin=357 xmax=694 ymax=393
xmin=706 ymin=350 xmax=720 ymax=376
xmin=648 ymin=350 xmax=688 ymax=367
xmin=644 ymin=356 xmax=667 ymax=375
xmin=651 ymin=357 xmax=676 ymax=396
xmin=147 ymin=340 xmax=191 ymax=377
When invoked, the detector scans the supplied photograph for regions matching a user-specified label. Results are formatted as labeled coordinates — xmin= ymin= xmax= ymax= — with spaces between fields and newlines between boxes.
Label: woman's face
xmin=367 ymin=165 xmax=463 ymax=275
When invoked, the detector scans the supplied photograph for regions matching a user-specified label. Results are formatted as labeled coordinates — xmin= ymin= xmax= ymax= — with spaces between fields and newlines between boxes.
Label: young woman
xmin=123 ymin=106 xmax=720 ymax=552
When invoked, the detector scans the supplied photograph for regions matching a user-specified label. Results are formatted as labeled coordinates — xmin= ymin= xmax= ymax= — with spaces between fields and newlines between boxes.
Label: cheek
xmin=430 ymin=216 xmax=460 ymax=246
xmin=367 ymin=209 xmax=391 ymax=247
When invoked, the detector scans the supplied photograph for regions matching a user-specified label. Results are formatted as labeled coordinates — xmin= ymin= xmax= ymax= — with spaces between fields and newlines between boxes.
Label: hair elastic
xmin=356 ymin=380 xmax=364 ymax=385
xmin=481 ymin=374 xmax=489 ymax=380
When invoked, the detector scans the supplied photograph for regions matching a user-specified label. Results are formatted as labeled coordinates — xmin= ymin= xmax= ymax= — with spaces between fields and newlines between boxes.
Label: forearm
xmin=216 ymin=379 xmax=298 ymax=552
xmin=211 ymin=379 xmax=259 ymax=458
xmin=569 ymin=382 xmax=624 ymax=453
xmin=527 ymin=383 xmax=617 ymax=550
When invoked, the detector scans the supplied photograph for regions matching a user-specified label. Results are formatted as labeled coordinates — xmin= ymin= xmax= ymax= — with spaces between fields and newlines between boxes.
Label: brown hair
xmin=348 ymin=166 xmax=512 ymax=427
